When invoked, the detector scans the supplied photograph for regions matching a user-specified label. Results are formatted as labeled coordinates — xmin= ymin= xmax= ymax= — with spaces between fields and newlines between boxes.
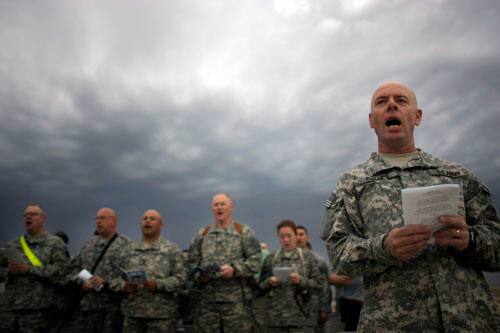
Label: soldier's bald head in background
xmin=95 ymin=207 xmax=118 ymax=239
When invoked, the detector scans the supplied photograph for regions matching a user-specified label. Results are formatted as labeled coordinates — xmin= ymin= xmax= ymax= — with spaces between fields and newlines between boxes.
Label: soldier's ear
xmin=414 ymin=108 xmax=422 ymax=126
xmin=369 ymin=112 xmax=375 ymax=129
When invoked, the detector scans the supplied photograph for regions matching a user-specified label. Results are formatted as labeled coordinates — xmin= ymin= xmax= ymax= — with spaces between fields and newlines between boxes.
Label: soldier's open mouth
xmin=385 ymin=118 xmax=401 ymax=128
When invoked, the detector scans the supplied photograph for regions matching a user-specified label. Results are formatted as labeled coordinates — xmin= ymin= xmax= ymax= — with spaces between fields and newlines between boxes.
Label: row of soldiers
xmin=0 ymin=193 xmax=341 ymax=333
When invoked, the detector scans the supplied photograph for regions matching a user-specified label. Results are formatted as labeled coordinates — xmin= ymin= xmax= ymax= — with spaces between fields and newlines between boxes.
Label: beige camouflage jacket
xmin=188 ymin=222 xmax=261 ymax=303
xmin=70 ymin=233 xmax=131 ymax=311
xmin=259 ymin=248 xmax=322 ymax=327
xmin=0 ymin=232 xmax=70 ymax=310
xmin=322 ymin=150 xmax=500 ymax=332
xmin=110 ymin=237 xmax=186 ymax=319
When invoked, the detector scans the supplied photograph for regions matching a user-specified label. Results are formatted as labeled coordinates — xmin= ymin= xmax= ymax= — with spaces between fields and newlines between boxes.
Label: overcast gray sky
xmin=1 ymin=0 xmax=499 ymax=284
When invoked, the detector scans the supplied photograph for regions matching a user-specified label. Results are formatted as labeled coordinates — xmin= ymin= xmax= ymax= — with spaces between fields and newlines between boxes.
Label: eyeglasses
xmin=95 ymin=215 xmax=113 ymax=220
xmin=142 ymin=216 xmax=158 ymax=221
xmin=23 ymin=212 xmax=41 ymax=218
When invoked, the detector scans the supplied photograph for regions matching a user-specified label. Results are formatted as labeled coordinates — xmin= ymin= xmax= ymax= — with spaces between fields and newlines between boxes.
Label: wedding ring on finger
xmin=455 ymin=229 xmax=460 ymax=238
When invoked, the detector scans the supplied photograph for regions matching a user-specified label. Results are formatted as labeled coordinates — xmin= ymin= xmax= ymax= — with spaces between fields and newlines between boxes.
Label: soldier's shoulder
xmin=268 ymin=249 xmax=280 ymax=260
xmin=421 ymin=151 xmax=471 ymax=176
xmin=302 ymin=249 xmax=317 ymax=262
xmin=336 ymin=156 xmax=375 ymax=187
xmin=234 ymin=222 xmax=256 ymax=236
xmin=310 ymin=250 xmax=326 ymax=263
xmin=5 ymin=237 xmax=20 ymax=248
xmin=81 ymin=234 xmax=100 ymax=247
xmin=196 ymin=224 xmax=213 ymax=236
xmin=44 ymin=233 xmax=67 ymax=247
xmin=116 ymin=233 xmax=133 ymax=244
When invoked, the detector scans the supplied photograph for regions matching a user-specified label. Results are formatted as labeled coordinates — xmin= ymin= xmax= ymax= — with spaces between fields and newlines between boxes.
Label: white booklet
xmin=272 ymin=266 xmax=292 ymax=282
xmin=77 ymin=269 xmax=103 ymax=291
xmin=0 ymin=247 xmax=27 ymax=264
xmin=402 ymin=184 xmax=459 ymax=236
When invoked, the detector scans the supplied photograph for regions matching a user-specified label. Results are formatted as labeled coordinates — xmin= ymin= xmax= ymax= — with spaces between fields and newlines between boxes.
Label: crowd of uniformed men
xmin=3 ymin=81 xmax=500 ymax=333
xmin=0 ymin=193 xmax=341 ymax=333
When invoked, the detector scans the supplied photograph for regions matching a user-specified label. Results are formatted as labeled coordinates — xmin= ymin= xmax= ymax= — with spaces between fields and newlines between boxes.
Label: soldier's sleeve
xmin=258 ymin=253 xmax=273 ymax=290
xmin=108 ymin=244 xmax=129 ymax=292
xmin=186 ymin=231 xmax=203 ymax=284
xmin=187 ymin=232 xmax=202 ymax=269
xmin=157 ymin=245 xmax=187 ymax=293
xmin=454 ymin=175 xmax=500 ymax=270
xmin=231 ymin=227 xmax=261 ymax=278
xmin=318 ymin=259 xmax=332 ymax=312
xmin=65 ymin=244 xmax=86 ymax=283
xmin=298 ymin=252 xmax=322 ymax=292
xmin=322 ymin=177 xmax=401 ymax=279
xmin=28 ymin=238 xmax=70 ymax=283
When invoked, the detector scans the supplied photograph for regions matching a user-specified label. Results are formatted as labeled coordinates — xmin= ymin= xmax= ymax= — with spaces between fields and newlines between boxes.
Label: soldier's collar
xmin=24 ymin=231 xmax=48 ymax=244
xmin=139 ymin=238 xmax=161 ymax=249
xmin=367 ymin=149 xmax=440 ymax=176
xmin=280 ymin=247 xmax=300 ymax=258
xmin=213 ymin=221 xmax=239 ymax=232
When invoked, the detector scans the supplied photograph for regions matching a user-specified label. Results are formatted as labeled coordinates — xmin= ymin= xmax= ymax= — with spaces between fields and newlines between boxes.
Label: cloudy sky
xmin=1 ymin=0 xmax=499 ymax=284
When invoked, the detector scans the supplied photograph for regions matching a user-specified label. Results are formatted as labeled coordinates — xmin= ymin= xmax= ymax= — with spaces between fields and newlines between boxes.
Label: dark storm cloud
xmin=1 ymin=0 xmax=499 ymax=286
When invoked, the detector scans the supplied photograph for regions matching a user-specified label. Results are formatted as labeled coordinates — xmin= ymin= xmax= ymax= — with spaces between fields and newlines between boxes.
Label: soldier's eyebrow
xmin=374 ymin=96 xmax=388 ymax=104
xmin=396 ymin=95 xmax=409 ymax=101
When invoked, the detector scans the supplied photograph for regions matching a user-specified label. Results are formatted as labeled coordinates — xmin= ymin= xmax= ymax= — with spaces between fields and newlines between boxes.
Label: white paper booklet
xmin=77 ymin=268 xmax=103 ymax=291
xmin=272 ymin=266 xmax=292 ymax=282
xmin=402 ymin=184 xmax=459 ymax=235
xmin=77 ymin=269 xmax=93 ymax=282
xmin=0 ymin=247 xmax=27 ymax=264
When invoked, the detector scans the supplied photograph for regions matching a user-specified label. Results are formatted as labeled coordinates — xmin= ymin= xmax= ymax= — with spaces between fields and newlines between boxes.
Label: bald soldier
xmin=111 ymin=209 xmax=186 ymax=332
xmin=0 ymin=204 xmax=70 ymax=332
xmin=64 ymin=207 xmax=131 ymax=332
xmin=322 ymin=81 xmax=500 ymax=331
xmin=188 ymin=193 xmax=261 ymax=332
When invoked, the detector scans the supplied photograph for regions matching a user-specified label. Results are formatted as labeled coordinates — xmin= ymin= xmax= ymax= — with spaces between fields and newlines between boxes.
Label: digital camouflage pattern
xmin=111 ymin=237 xmax=186 ymax=320
xmin=298 ymin=249 xmax=332 ymax=331
xmin=0 ymin=232 xmax=69 ymax=310
xmin=188 ymin=222 xmax=261 ymax=332
xmin=309 ymin=250 xmax=332 ymax=329
xmin=70 ymin=233 xmax=131 ymax=311
xmin=0 ymin=232 xmax=70 ymax=331
xmin=322 ymin=150 xmax=500 ymax=332
xmin=266 ymin=327 xmax=314 ymax=333
xmin=62 ymin=233 xmax=131 ymax=333
xmin=122 ymin=316 xmax=175 ymax=332
xmin=259 ymin=248 xmax=322 ymax=329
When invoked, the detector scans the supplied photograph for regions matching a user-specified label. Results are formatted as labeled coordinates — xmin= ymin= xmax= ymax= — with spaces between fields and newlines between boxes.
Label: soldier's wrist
xmin=467 ymin=228 xmax=477 ymax=251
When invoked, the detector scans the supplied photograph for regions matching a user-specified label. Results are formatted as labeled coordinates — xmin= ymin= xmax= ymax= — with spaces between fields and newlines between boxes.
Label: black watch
xmin=468 ymin=228 xmax=476 ymax=250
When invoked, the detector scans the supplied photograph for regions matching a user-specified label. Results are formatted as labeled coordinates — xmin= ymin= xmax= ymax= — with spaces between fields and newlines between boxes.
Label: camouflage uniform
xmin=110 ymin=237 xmax=187 ymax=333
xmin=188 ymin=222 xmax=261 ymax=333
xmin=64 ymin=233 xmax=131 ymax=333
xmin=259 ymin=248 xmax=322 ymax=332
xmin=251 ymin=248 xmax=270 ymax=333
xmin=308 ymin=251 xmax=332 ymax=333
xmin=0 ymin=232 xmax=70 ymax=332
xmin=322 ymin=150 xmax=500 ymax=332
